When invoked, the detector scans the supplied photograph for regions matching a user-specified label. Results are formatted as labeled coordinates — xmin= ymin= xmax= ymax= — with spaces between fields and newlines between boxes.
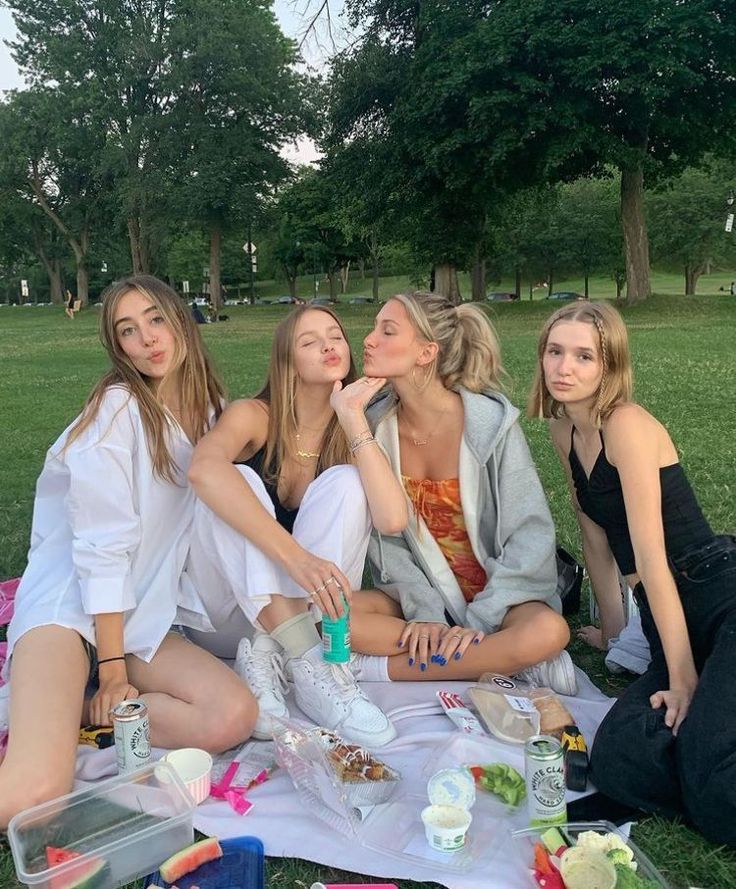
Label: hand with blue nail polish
xmin=436 ymin=626 xmax=486 ymax=666
xmin=399 ymin=620 xmax=447 ymax=672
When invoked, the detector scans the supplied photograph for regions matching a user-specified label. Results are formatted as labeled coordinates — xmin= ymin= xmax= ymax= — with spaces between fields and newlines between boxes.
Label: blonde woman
xmin=347 ymin=292 xmax=576 ymax=692
xmin=0 ymin=276 xmax=257 ymax=829
xmin=530 ymin=300 xmax=736 ymax=847
xmin=187 ymin=305 xmax=407 ymax=747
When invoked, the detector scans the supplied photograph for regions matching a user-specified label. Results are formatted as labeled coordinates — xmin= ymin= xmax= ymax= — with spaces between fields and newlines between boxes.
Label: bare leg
xmin=351 ymin=599 xmax=570 ymax=681
xmin=0 ymin=626 xmax=89 ymax=829
xmin=126 ymin=633 xmax=257 ymax=753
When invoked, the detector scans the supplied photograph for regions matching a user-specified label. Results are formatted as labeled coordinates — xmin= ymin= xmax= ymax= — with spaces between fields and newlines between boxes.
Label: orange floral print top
xmin=402 ymin=475 xmax=487 ymax=603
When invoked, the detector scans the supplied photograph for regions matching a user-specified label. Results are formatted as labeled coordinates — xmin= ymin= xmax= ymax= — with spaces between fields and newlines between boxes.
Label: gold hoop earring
xmin=411 ymin=365 xmax=431 ymax=392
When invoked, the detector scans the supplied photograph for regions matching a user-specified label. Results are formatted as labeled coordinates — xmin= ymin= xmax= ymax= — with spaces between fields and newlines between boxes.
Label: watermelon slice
xmin=43 ymin=848 xmax=108 ymax=889
xmin=159 ymin=836 xmax=223 ymax=884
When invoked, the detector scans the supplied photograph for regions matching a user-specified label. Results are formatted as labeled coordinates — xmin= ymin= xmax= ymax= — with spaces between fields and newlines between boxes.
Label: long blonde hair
xmin=255 ymin=305 xmax=357 ymax=481
xmin=391 ymin=291 xmax=506 ymax=392
xmin=66 ymin=275 xmax=225 ymax=481
xmin=528 ymin=301 xmax=632 ymax=426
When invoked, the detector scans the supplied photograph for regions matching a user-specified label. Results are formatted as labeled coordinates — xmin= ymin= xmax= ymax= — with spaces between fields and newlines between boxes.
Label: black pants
xmin=589 ymin=535 xmax=736 ymax=848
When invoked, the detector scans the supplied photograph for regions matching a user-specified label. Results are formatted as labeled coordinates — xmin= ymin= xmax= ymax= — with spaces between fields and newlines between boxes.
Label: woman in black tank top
xmin=529 ymin=301 xmax=736 ymax=848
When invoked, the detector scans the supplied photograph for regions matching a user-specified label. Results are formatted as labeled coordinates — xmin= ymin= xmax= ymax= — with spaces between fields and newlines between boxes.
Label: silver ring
xmin=325 ymin=577 xmax=337 ymax=586
xmin=418 ymin=634 xmax=429 ymax=639
xmin=312 ymin=584 xmax=326 ymax=596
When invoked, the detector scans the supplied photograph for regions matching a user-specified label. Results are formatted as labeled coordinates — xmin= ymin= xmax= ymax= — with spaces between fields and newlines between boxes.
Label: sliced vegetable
xmin=467 ymin=762 xmax=526 ymax=806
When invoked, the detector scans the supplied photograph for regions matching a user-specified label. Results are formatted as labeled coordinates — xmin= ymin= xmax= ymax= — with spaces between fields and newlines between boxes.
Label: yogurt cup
xmin=420 ymin=804 xmax=472 ymax=852
xmin=427 ymin=767 xmax=476 ymax=810
xmin=161 ymin=747 xmax=213 ymax=805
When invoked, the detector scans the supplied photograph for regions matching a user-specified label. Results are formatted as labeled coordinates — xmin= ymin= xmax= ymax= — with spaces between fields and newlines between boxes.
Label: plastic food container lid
xmin=427 ymin=767 xmax=476 ymax=810
xmin=144 ymin=835 xmax=264 ymax=888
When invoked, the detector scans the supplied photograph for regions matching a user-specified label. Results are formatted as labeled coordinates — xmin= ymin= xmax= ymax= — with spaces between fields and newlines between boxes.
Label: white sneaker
xmin=235 ymin=634 xmax=289 ymax=740
xmin=290 ymin=647 xmax=396 ymax=748
xmin=514 ymin=650 xmax=578 ymax=696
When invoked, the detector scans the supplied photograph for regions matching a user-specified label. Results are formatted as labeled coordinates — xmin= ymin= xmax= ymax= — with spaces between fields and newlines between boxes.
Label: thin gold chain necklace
xmin=400 ymin=405 xmax=448 ymax=447
xmin=295 ymin=430 xmax=322 ymax=459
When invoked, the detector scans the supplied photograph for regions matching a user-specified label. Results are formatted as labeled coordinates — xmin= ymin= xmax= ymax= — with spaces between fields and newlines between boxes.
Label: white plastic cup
xmin=420 ymin=804 xmax=472 ymax=852
xmin=161 ymin=748 xmax=213 ymax=805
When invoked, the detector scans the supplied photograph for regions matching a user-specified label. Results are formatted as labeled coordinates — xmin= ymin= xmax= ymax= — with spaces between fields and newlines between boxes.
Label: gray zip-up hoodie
xmin=366 ymin=388 xmax=560 ymax=632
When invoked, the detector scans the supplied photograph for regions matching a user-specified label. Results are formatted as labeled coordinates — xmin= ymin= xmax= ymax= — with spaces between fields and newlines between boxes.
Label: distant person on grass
xmin=65 ymin=288 xmax=76 ymax=320
xmin=530 ymin=300 xmax=736 ymax=847
xmin=0 ymin=275 xmax=256 ymax=830
xmin=345 ymin=291 xmax=576 ymax=694
xmin=185 ymin=305 xmax=408 ymax=746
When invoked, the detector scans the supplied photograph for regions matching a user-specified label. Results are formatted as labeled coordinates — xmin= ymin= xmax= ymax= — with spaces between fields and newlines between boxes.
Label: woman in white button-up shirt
xmin=0 ymin=276 xmax=257 ymax=828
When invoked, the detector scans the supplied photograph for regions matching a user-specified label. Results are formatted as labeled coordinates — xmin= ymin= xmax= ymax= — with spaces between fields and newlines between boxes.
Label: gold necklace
xmin=400 ymin=405 xmax=448 ymax=447
xmin=295 ymin=431 xmax=321 ymax=459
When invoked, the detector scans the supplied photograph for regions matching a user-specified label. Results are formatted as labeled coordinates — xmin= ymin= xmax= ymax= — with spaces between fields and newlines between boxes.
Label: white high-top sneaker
xmin=235 ymin=633 xmax=289 ymax=740
xmin=289 ymin=645 xmax=396 ymax=748
xmin=514 ymin=650 xmax=578 ymax=696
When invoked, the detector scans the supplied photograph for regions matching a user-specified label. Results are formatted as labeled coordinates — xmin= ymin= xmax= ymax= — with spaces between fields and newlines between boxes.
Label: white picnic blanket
xmin=74 ymin=668 xmax=613 ymax=889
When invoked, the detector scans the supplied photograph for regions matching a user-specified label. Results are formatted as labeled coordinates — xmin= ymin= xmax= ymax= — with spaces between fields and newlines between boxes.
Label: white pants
xmin=186 ymin=464 xmax=372 ymax=658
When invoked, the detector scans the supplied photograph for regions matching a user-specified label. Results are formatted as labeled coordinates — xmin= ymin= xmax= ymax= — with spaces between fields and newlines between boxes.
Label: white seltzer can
xmin=525 ymin=734 xmax=567 ymax=826
xmin=111 ymin=699 xmax=151 ymax=773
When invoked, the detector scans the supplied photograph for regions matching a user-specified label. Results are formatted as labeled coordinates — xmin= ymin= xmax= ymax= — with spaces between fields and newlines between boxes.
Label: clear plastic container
xmin=272 ymin=718 xmax=505 ymax=874
xmin=8 ymin=761 xmax=195 ymax=889
xmin=510 ymin=820 xmax=672 ymax=888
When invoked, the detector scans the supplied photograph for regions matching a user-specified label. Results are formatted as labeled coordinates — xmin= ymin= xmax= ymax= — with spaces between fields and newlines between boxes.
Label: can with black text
xmin=525 ymin=734 xmax=567 ymax=826
xmin=111 ymin=699 xmax=151 ymax=773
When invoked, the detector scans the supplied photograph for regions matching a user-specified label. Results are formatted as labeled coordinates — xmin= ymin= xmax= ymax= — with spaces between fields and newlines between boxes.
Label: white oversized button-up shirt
xmin=4 ymin=385 xmax=211 ymax=678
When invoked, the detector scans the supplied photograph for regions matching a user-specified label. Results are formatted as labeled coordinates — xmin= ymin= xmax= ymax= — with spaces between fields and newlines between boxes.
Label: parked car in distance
xmin=547 ymin=291 xmax=586 ymax=300
xmin=348 ymin=296 xmax=374 ymax=304
xmin=486 ymin=291 xmax=519 ymax=302
xmin=309 ymin=296 xmax=337 ymax=306
xmin=254 ymin=298 xmax=272 ymax=305
xmin=276 ymin=295 xmax=307 ymax=305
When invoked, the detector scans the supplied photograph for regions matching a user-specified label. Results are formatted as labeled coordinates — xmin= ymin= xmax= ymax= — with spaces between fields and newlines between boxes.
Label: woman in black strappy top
xmin=529 ymin=300 xmax=736 ymax=848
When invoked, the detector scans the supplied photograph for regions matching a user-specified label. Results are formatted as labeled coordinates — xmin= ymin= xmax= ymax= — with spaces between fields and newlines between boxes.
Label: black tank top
xmin=569 ymin=428 xmax=713 ymax=575
xmin=240 ymin=447 xmax=299 ymax=534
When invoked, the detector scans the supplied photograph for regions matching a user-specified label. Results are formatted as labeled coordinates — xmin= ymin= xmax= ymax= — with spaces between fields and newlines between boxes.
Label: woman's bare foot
xmin=576 ymin=625 xmax=606 ymax=650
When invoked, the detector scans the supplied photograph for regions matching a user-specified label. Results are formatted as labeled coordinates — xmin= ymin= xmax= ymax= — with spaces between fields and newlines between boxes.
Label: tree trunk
xmin=328 ymin=270 xmax=339 ymax=300
xmin=584 ymin=273 xmax=590 ymax=299
xmin=286 ymin=271 xmax=297 ymax=299
xmin=372 ymin=253 xmax=380 ymax=302
xmin=514 ymin=265 xmax=522 ymax=300
xmin=471 ymin=254 xmax=486 ymax=302
xmin=620 ymin=163 xmax=651 ymax=303
xmin=529 ymin=281 xmax=534 ymax=300
xmin=76 ymin=263 xmax=89 ymax=306
xmin=128 ymin=216 xmax=144 ymax=274
xmin=34 ymin=238 xmax=64 ymax=304
xmin=359 ymin=257 xmax=366 ymax=280
xmin=209 ymin=218 xmax=222 ymax=314
xmin=685 ymin=264 xmax=704 ymax=296
xmin=340 ymin=260 xmax=351 ymax=294
xmin=547 ymin=269 xmax=554 ymax=298
xmin=433 ymin=263 xmax=461 ymax=304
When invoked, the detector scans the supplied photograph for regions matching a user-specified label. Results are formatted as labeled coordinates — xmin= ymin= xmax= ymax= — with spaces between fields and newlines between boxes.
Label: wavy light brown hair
xmin=391 ymin=291 xmax=506 ymax=393
xmin=66 ymin=275 xmax=225 ymax=481
xmin=255 ymin=305 xmax=357 ymax=481
xmin=528 ymin=300 xmax=632 ymax=426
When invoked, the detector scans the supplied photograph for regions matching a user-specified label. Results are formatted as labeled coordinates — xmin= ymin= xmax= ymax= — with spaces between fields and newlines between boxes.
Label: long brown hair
xmin=528 ymin=300 xmax=632 ymax=426
xmin=66 ymin=275 xmax=225 ymax=481
xmin=255 ymin=305 xmax=357 ymax=481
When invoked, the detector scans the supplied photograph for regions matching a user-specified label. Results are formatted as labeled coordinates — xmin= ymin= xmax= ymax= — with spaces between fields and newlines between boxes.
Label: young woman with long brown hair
xmin=186 ymin=305 xmax=407 ymax=747
xmin=0 ymin=275 xmax=257 ymax=829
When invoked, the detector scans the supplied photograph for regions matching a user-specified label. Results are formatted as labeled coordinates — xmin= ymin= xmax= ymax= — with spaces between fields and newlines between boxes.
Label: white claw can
xmin=111 ymin=699 xmax=151 ymax=773
xmin=525 ymin=734 xmax=567 ymax=826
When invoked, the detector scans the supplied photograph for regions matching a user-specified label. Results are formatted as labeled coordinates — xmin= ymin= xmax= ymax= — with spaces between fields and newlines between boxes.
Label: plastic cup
xmin=420 ymin=804 xmax=472 ymax=853
xmin=161 ymin=748 xmax=213 ymax=805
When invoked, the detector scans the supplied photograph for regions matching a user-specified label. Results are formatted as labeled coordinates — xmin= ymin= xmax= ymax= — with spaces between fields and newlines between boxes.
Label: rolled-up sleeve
xmin=64 ymin=389 xmax=141 ymax=615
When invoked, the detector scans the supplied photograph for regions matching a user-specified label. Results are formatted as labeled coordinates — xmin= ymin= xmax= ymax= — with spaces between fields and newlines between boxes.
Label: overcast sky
xmin=0 ymin=1 xmax=348 ymax=162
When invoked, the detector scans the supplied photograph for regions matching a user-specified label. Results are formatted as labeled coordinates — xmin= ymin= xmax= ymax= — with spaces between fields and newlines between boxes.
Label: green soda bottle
xmin=322 ymin=596 xmax=351 ymax=663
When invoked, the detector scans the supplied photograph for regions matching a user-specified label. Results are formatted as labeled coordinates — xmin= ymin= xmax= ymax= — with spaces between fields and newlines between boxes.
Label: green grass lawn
xmin=1 ymin=289 xmax=735 ymax=887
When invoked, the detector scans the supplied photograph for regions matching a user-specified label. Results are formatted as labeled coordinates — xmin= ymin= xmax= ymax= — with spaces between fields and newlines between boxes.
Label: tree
xmin=0 ymin=89 xmax=111 ymax=304
xmin=166 ymin=0 xmax=307 ymax=310
xmin=648 ymin=159 xmax=736 ymax=296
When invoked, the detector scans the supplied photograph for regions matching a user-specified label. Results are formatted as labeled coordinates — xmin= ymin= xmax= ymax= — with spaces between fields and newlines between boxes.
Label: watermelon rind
xmin=48 ymin=857 xmax=109 ymax=889
xmin=159 ymin=836 xmax=223 ymax=884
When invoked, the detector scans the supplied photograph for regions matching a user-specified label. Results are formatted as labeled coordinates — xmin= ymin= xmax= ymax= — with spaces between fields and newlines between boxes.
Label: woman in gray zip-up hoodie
xmin=350 ymin=291 xmax=576 ymax=694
